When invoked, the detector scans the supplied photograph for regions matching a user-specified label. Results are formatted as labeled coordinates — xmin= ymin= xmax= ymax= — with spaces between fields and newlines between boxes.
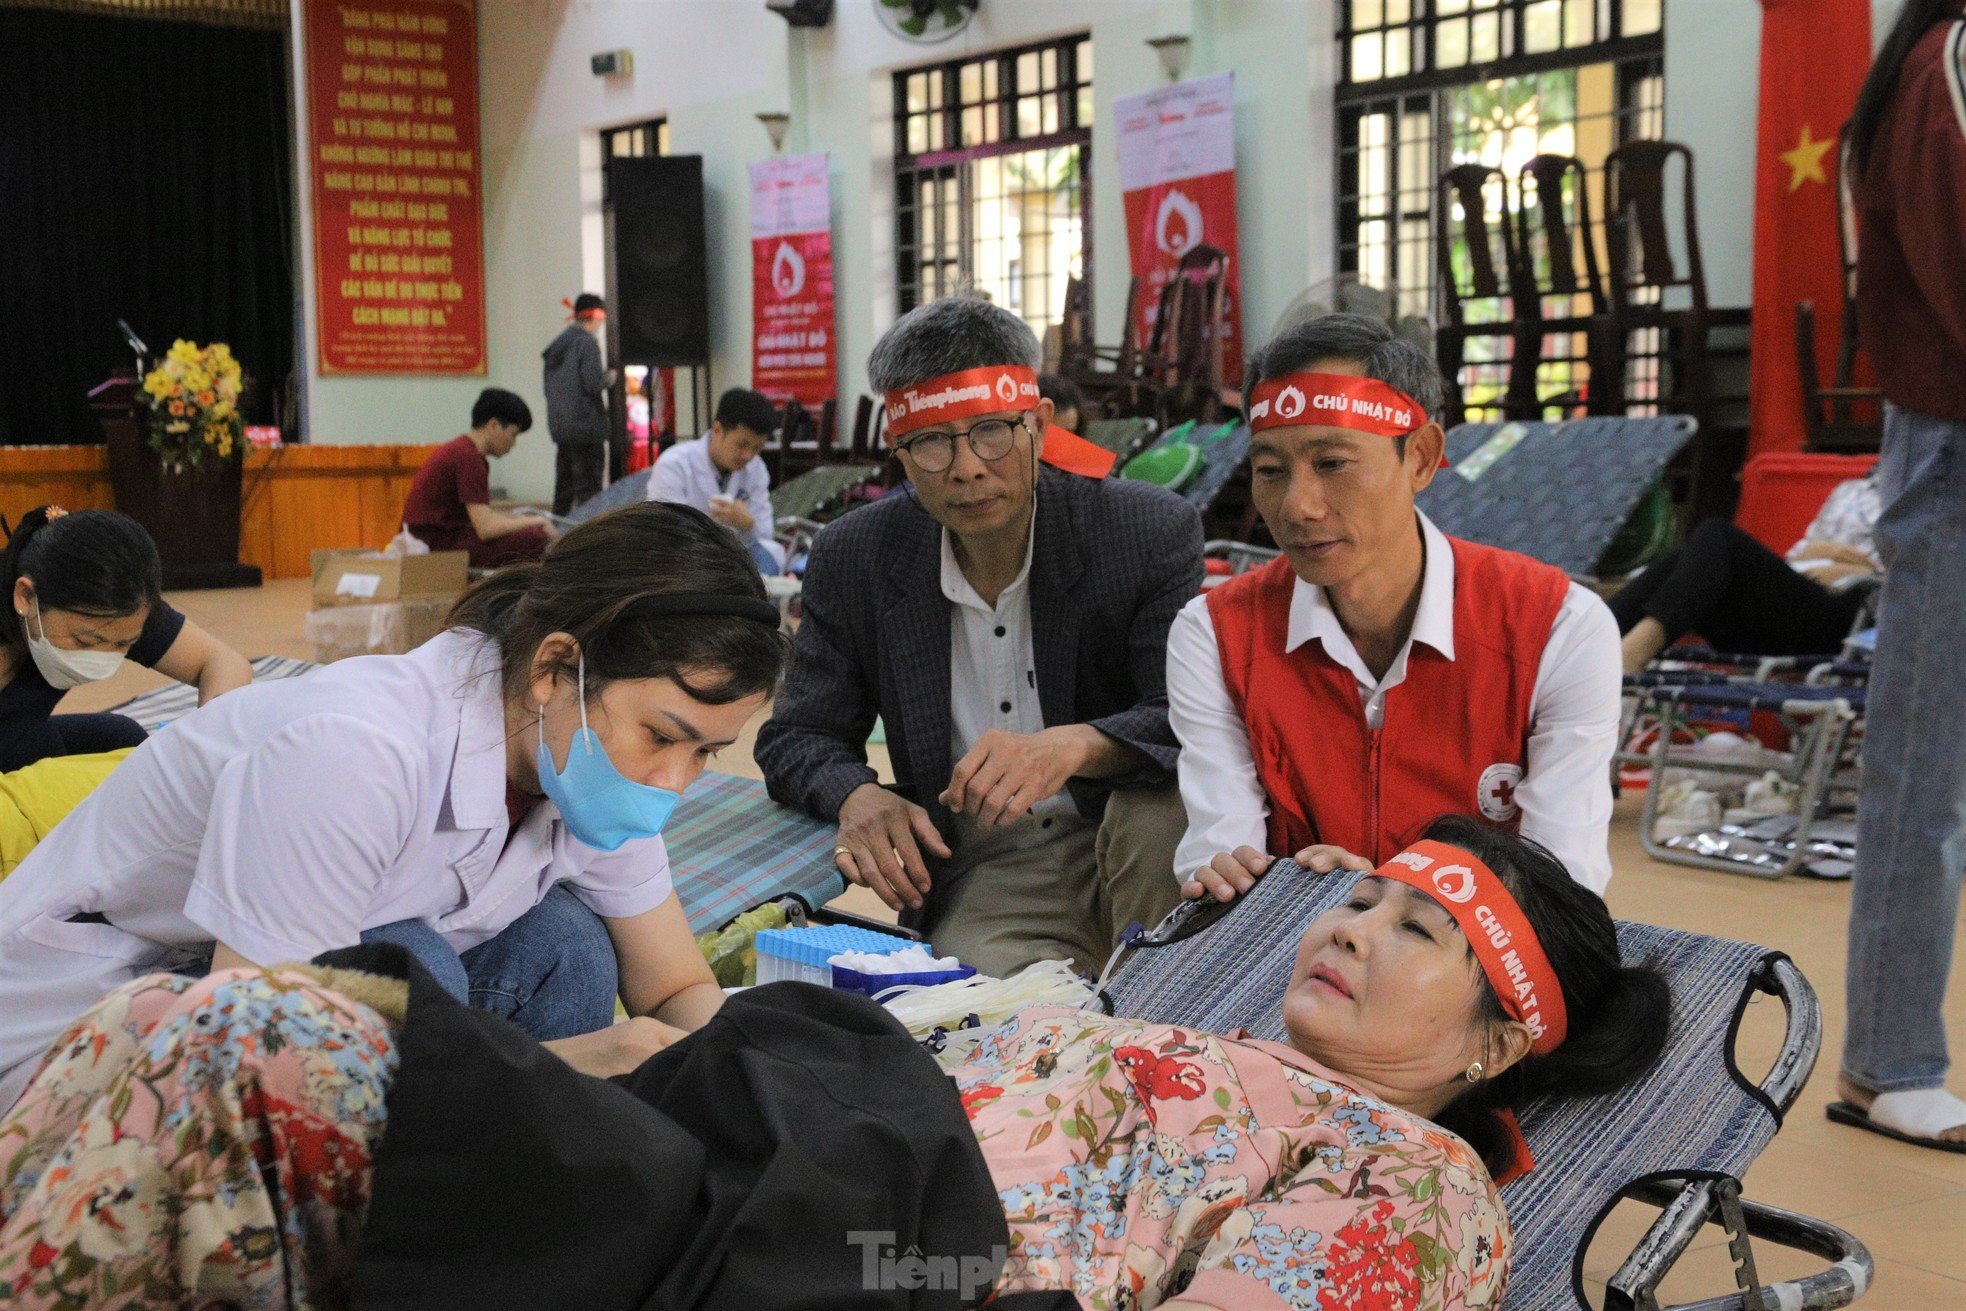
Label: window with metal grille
xmin=893 ymin=35 xmax=1093 ymax=341
xmin=1335 ymin=2 xmax=1664 ymax=418
xmin=602 ymin=117 xmax=668 ymax=168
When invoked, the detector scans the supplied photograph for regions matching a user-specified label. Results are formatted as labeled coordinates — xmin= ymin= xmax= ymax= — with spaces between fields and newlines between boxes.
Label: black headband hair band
xmin=618 ymin=592 xmax=783 ymax=628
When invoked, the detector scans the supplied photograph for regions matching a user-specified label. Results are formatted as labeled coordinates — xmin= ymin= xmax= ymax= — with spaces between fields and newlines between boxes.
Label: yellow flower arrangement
xmin=140 ymin=340 xmax=245 ymax=469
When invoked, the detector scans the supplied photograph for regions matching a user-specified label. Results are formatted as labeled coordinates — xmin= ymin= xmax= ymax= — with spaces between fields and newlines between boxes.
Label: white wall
xmin=290 ymin=0 xmax=1770 ymax=503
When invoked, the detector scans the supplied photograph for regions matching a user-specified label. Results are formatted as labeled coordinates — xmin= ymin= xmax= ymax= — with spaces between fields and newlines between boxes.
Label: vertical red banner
xmin=303 ymin=0 xmax=487 ymax=375
xmin=1747 ymin=0 xmax=1872 ymax=455
xmin=1114 ymin=72 xmax=1244 ymax=387
xmin=748 ymin=153 xmax=837 ymax=409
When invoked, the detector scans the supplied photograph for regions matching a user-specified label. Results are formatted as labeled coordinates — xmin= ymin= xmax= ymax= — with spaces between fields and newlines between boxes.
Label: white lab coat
xmin=647 ymin=435 xmax=786 ymax=568
xmin=0 ymin=630 xmax=674 ymax=1110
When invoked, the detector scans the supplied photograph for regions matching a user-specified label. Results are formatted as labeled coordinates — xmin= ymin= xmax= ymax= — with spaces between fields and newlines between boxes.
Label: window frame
xmin=891 ymin=34 xmax=1094 ymax=327
xmin=1332 ymin=2 xmax=1666 ymax=417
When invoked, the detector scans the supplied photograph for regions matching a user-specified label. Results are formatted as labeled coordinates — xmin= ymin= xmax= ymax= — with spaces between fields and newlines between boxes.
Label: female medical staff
xmin=0 ymin=502 xmax=789 ymax=1110
xmin=0 ymin=506 xmax=251 ymax=771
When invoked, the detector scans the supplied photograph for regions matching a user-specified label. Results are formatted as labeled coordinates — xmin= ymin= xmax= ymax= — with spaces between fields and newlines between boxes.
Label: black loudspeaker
xmin=766 ymin=0 xmax=833 ymax=25
xmin=611 ymin=156 xmax=709 ymax=366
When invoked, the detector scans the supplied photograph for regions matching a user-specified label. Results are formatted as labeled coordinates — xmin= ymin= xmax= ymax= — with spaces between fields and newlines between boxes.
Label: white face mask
xmin=22 ymin=599 xmax=126 ymax=689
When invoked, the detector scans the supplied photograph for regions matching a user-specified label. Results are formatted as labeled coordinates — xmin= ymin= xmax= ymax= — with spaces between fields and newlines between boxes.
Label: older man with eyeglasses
xmin=756 ymin=295 xmax=1202 ymax=977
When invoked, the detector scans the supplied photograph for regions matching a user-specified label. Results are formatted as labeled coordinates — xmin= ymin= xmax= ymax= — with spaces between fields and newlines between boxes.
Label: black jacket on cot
xmin=335 ymin=944 xmax=1072 ymax=1311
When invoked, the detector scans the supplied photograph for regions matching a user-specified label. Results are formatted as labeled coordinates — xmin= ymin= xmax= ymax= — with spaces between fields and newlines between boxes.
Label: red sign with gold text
xmin=303 ymin=0 xmax=486 ymax=374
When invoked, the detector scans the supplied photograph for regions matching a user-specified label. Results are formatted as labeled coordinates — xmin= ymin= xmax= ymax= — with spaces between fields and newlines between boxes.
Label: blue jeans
xmin=360 ymin=883 xmax=619 ymax=1042
xmin=1843 ymin=404 xmax=1966 ymax=1093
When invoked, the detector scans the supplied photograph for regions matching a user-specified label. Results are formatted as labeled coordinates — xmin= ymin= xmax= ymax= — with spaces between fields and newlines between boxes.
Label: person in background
xmin=543 ymin=293 xmax=617 ymax=516
xmin=1167 ymin=314 xmax=1622 ymax=902
xmin=1037 ymin=371 xmax=1083 ymax=433
xmin=757 ymin=296 xmax=1201 ymax=979
xmin=0 ymin=508 xmax=249 ymax=773
xmin=1609 ymin=472 xmax=1881 ymax=674
xmin=1828 ymin=0 xmax=1966 ymax=1153
xmin=646 ymin=387 xmax=785 ymax=576
xmin=403 ymin=387 xmax=558 ymax=567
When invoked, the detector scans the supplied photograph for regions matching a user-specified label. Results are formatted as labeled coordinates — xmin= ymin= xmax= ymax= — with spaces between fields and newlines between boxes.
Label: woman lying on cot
xmin=0 ymin=818 xmax=1669 ymax=1311
xmin=0 ymin=503 xmax=790 ymax=1114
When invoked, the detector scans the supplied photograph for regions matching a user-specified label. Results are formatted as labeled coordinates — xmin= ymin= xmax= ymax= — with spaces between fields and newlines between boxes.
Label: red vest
xmin=1206 ymin=538 xmax=1569 ymax=864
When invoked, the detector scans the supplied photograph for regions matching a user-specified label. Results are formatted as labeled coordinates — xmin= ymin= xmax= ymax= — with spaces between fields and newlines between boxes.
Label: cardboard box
xmin=310 ymin=549 xmax=469 ymax=608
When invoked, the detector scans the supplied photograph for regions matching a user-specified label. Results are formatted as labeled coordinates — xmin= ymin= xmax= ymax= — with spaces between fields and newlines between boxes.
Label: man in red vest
xmin=1168 ymin=314 xmax=1622 ymax=901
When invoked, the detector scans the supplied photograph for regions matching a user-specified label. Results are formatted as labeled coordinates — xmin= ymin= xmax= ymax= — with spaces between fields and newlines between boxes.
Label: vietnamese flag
xmin=1747 ymin=0 xmax=1872 ymax=456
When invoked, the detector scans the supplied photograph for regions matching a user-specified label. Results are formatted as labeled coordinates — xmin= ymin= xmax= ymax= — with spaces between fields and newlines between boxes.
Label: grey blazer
xmin=755 ymin=467 xmax=1203 ymax=908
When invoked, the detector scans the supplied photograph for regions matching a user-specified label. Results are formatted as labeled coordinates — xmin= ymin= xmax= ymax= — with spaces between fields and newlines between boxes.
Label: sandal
xmin=1826 ymin=1088 xmax=1966 ymax=1153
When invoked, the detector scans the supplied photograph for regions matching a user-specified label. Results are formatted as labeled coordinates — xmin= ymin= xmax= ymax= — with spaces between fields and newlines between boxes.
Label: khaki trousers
xmin=924 ymin=784 xmax=1190 ymax=979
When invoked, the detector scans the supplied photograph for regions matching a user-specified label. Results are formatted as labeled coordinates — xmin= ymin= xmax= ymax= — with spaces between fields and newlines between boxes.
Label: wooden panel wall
xmin=239 ymin=445 xmax=441 ymax=580
xmin=0 ymin=444 xmax=440 ymax=581
xmin=0 ymin=446 xmax=115 ymax=529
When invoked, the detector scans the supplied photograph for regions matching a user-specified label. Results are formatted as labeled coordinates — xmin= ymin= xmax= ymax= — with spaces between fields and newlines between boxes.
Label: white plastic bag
xmin=381 ymin=524 xmax=431 ymax=559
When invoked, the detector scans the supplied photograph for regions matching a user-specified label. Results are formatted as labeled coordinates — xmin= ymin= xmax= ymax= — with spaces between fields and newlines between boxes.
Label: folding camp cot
xmin=108 ymin=655 xmax=316 ymax=733
xmin=1120 ymin=419 xmax=1254 ymax=514
xmin=1626 ymin=681 xmax=1865 ymax=880
xmin=1614 ymin=588 xmax=1877 ymax=878
xmin=1079 ymin=416 xmax=1158 ymax=464
xmin=565 ymin=467 xmax=654 ymax=523
xmin=1416 ymin=416 xmax=1697 ymax=579
xmin=1101 ymin=861 xmax=1871 ymax=1311
xmin=660 ymin=771 xmax=845 ymax=933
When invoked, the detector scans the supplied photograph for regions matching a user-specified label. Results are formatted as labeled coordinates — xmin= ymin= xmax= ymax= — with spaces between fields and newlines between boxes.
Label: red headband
xmin=562 ymin=298 xmax=607 ymax=322
xmin=882 ymin=366 xmax=1115 ymax=479
xmin=1373 ymin=840 xmax=1570 ymax=1057
xmin=1248 ymin=372 xmax=1423 ymax=437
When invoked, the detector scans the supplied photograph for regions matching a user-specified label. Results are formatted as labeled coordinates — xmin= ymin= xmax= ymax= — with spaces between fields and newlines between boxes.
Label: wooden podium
xmin=89 ymin=375 xmax=262 ymax=590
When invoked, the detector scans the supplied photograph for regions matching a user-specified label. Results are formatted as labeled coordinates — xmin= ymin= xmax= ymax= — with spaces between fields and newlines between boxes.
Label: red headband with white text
xmin=1373 ymin=840 xmax=1569 ymax=1057
xmin=882 ymin=365 xmax=1115 ymax=479
xmin=1248 ymin=372 xmax=1424 ymax=438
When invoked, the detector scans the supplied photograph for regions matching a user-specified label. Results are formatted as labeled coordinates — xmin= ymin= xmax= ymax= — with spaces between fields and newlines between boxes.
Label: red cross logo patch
xmin=1478 ymin=763 xmax=1524 ymax=822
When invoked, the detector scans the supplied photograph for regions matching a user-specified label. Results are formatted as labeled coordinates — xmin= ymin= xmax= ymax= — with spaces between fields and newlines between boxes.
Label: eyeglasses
xmin=894 ymin=416 xmax=1030 ymax=474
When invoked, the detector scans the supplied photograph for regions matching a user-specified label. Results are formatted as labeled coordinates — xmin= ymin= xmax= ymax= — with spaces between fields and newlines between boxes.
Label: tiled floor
xmin=68 ymin=579 xmax=1966 ymax=1310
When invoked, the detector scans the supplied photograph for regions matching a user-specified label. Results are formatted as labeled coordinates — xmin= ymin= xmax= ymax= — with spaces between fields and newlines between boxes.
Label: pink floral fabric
xmin=0 ymin=968 xmax=396 ymax=1310
xmin=953 ymin=1006 xmax=1508 ymax=1311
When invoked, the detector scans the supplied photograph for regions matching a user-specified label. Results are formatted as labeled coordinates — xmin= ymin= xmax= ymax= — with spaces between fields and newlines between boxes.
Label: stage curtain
xmin=0 ymin=6 xmax=294 ymax=443
xmin=0 ymin=0 xmax=286 ymax=29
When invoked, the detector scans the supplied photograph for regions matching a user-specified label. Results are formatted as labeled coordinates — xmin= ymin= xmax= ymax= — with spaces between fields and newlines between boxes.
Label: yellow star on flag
xmin=1779 ymin=123 xmax=1836 ymax=193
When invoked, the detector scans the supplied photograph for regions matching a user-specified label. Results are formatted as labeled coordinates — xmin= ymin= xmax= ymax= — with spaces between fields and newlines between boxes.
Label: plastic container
xmin=305 ymin=597 xmax=454 ymax=663
xmin=754 ymin=924 xmax=919 ymax=987
xmin=1734 ymin=452 xmax=1877 ymax=556
xmin=830 ymin=961 xmax=976 ymax=1000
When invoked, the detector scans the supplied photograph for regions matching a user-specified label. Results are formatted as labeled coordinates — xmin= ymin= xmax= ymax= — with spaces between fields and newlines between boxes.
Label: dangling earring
xmin=1464 ymin=1061 xmax=1484 ymax=1083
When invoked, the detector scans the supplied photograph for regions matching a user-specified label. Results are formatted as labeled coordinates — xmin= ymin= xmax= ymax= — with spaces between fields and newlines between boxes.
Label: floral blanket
xmin=0 ymin=968 xmax=398 ymax=1309
xmin=954 ymin=1005 xmax=1509 ymax=1311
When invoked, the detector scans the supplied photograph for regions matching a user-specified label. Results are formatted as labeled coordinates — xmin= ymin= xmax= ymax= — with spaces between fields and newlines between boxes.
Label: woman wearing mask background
xmin=0 ymin=502 xmax=789 ymax=1111
xmin=0 ymin=506 xmax=250 ymax=770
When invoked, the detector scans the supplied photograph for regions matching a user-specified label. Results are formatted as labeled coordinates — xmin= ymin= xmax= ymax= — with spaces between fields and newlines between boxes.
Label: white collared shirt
xmin=648 ymin=433 xmax=785 ymax=566
xmin=1167 ymin=514 xmax=1621 ymax=892
xmin=0 ymin=630 xmax=674 ymax=1110
xmin=941 ymin=503 xmax=1073 ymax=819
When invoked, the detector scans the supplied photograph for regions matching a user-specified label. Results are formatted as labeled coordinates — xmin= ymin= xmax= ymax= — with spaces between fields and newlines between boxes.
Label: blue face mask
xmin=535 ymin=656 xmax=682 ymax=851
